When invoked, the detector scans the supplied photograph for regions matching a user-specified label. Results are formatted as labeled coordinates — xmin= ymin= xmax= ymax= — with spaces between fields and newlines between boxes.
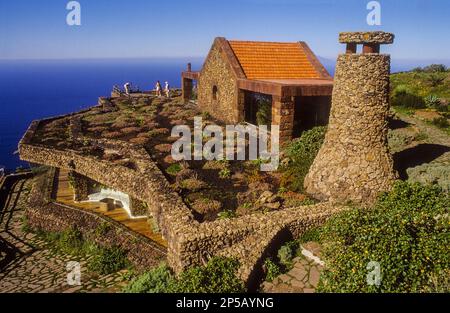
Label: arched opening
xmin=212 ymin=85 xmax=218 ymax=100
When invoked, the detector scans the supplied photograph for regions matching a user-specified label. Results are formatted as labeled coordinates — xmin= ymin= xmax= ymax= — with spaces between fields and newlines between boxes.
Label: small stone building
xmin=182 ymin=37 xmax=334 ymax=143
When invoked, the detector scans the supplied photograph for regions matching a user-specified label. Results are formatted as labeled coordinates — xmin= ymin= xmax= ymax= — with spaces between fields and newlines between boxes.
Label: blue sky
xmin=0 ymin=0 xmax=449 ymax=61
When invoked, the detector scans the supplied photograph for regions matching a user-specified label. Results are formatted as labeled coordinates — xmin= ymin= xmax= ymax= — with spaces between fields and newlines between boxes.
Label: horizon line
xmin=1 ymin=56 xmax=449 ymax=63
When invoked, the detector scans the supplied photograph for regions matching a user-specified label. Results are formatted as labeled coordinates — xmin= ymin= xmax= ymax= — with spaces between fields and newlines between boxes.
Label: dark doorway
xmin=293 ymin=96 xmax=331 ymax=137
xmin=190 ymin=80 xmax=198 ymax=103
xmin=244 ymin=91 xmax=272 ymax=127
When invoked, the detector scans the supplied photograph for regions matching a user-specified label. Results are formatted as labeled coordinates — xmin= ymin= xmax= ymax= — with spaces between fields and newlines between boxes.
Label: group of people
xmin=155 ymin=80 xmax=170 ymax=98
xmin=122 ymin=80 xmax=171 ymax=98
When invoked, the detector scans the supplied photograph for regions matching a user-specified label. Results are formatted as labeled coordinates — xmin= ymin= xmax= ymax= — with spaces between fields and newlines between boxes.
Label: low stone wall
xmin=19 ymin=102 xmax=346 ymax=288
xmin=26 ymin=168 xmax=166 ymax=270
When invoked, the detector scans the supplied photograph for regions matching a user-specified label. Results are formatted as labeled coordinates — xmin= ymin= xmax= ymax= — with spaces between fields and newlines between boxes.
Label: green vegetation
xmin=122 ymin=263 xmax=176 ymax=293
xmin=391 ymin=65 xmax=450 ymax=101
xmin=217 ymin=209 xmax=236 ymax=219
xmin=390 ymin=85 xmax=426 ymax=109
xmin=280 ymin=126 xmax=327 ymax=192
xmin=95 ymin=222 xmax=112 ymax=237
xmin=88 ymin=245 xmax=129 ymax=275
xmin=166 ymin=163 xmax=182 ymax=176
xmin=262 ymin=240 xmax=305 ymax=282
xmin=264 ymin=258 xmax=281 ymax=282
xmin=431 ymin=117 xmax=450 ymax=129
xmin=35 ymin=227 xmax=130 ymax=275
xmin=219 ymin=168 xmax=232 ymax=179
xmin=123 ymin=257 xmax=245 ymax=293
xmin=298 ymin=226 xmax=322 ymax=243
xmin=425 ymin=95 xmax=442 ymax=109
xmin=390 ymin=65 xmax=450 ymax=133
xmin=318 ymin=181 xmax=449 ymax=293
xmin=256 ymin=97 xmax=272 ymax=126
xmin=407 ymin=162 xmax=450 ymax=193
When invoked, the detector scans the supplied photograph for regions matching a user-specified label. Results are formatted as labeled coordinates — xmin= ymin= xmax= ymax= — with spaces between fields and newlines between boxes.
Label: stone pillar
xmin=182 ymin=78 xmax=193 ymax=103
xmin=272 ymin=95 xmax=294 ymax=145
xmin=304 ymin=32 xmax=398 ymax=204
xmin=68 ymin=171 xmax=90 ymax=202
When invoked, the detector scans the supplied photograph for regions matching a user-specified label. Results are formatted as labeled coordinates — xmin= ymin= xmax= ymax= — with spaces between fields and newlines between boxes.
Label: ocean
xmin=0 ymin=58 xmax=203 ymax=171
xmin=0 ymin=57 xmax=431 ymax=171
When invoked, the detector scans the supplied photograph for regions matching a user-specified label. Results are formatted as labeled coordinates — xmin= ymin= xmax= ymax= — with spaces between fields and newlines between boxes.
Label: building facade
xmin=182 ymin=37 xmax=334 ymax=143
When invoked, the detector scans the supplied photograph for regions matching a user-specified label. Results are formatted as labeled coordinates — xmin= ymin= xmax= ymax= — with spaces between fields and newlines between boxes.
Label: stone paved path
xmin=0 ymin=176 xmax=130 ymax=293
xmin=261 ymin=242 xmax=324 ymax=293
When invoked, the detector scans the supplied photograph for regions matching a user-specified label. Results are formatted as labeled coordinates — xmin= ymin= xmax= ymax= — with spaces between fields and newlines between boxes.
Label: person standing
xmin=155 ymin=81 xmax=162 ymax=97
xmin=124 ymin=82 xmax=131 ymax=95
xmin=164 ymin=81 xmax=171 ymax=98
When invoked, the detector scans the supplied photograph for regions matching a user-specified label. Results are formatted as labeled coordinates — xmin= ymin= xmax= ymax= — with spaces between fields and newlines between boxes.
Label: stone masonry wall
xmin=20 ymin=102 xmax=346 ymax=288
xmin=305 ymin=53 xmax=398 ymax=204
xmin=272 ymin=96 xmax=295 ymax=145
xmin=198 ymin=43 xmax=238 ymax=124
xmin=26 ymin=167 xmax=166 ymax=270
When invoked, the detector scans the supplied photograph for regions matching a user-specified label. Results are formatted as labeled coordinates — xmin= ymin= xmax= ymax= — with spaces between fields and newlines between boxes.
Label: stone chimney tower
xmin=304 ymin=31 xmax=398 ymax=204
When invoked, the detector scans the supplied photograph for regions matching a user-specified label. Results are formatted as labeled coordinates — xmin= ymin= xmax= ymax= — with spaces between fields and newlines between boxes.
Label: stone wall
xmin=305 ymin=52 xmax=398 ymax=204
xmin=26 ymin=168 xmax=166 ymax=270
xmin=272 ymin=96 xmax=295 ymax=145
xmin=198 ymin=42 xmax=238 ymax=124
xmin=19 ymin=100 xmax=346 ymax=289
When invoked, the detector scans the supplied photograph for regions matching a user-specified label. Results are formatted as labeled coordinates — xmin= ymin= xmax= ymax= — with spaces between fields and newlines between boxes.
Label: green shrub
xmin=95 ymin=222 xmax=112 ymax=237
xmin=219 ymin=168 xmax=231 ymax=179
xmin=166 ymin=163 xmax=182 ymax=176
xmin=176 ymin=257 xmax=244 ymax=293
xmin=407 ymin=162 xmax=450 ymax=193
xmin=256 ymin=98 xmax=272 ymax=126
xmin=277 ymin=245 xmax=294 ymax=268
xmin=391 ymin=86 xmax=425 ymax=108
xmin=264 ymin=258 xmax=281 ymax=282
xmin=123 ymin=263 xmax=176 ymax=293
xmin=298 ymin=227 xmax=322 ymax=243
xmin=318 ymin=181 xmax=449 ymax=293
xmin=424 ymin=95 xmax=441 ymax=109
xmin=217 ymin=210 xmax=236 ymax=219
xmin=202 ymin=111 xmax=211 ymax=120
xmin=431 ymin=117 xmax=450 ymax=129
xmin=88 ymin=245 xmax=129 ymax=275
xmin=56 ymin=228 xmax=85 ymax=254
xmin=123 ymin=257 xmax=245 ymax=293
xmin=280 ymin=126 xmax=326 ymax=192
xmin=427 ymin=74 xmax=446 ymax=87
xmin=423 ymin=64 xmax=447 ymax=73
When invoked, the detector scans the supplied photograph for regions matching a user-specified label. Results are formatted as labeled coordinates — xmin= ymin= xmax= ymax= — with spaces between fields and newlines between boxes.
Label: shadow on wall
xmin=393 ymin=143 xmax=450 ymax=179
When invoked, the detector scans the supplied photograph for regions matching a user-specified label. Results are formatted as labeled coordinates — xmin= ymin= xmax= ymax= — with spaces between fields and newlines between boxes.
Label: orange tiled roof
xmin=228 ymin=41 xmax=320 ymax=80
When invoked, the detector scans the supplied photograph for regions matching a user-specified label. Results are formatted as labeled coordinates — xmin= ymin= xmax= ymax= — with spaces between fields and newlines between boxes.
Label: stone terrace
xmin=19 ymin=93 xmax=346 ymax=288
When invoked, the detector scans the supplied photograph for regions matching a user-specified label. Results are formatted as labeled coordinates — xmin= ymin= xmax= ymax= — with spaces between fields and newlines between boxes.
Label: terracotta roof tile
xmin=228 ymin=41 xmax=320 ymax=80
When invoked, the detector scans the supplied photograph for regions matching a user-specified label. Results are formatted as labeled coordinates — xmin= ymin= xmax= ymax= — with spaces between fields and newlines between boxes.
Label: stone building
xmin=181 ymin=37 xmax=334 ymax=143
xmin=304 ymin=31 xmax=398 ymax=204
